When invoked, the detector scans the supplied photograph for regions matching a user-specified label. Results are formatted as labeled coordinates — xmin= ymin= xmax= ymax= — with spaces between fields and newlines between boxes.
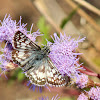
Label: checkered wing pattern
xmin=13 ymin=31 xmax=41 ymax=50
xmin=25 ymin=58 xmax=67 ymax=87
xmin=12 ymin=31 xmax=67 ymax=87
xmin=12 ymin=50 xmax=34 ymax=67
xmin=25 ymin=59 xmax=47 ymax=86
xmin=12 ymin=31 xmax=41 ymax=69
xmin=46 ymin=59 xmax=66 ymax=87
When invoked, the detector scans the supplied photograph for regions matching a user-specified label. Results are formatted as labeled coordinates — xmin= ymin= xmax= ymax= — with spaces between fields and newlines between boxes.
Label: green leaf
xmin=37 ymin=16 xmax=50 ymax=44
xmin=17 ymin=71 xmax=25 ymax=82
xmin=60 ymin=7 xmax=78 ymax=29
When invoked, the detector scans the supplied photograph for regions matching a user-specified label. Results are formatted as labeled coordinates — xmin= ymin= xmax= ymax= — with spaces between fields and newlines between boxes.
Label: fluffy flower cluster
xmin=88 ymin=86 xmax=100 ymax=100
xmin=1 ymin=14 xmax=100 ymax=100
xmin=76 ymin=74 xmax=88 ymax=89
xmin=0 ymin=15 xmax=41 ymax=75
xmin=0 ymin=14 xmax=41 ymax=43
xmin=0 ymin=14 xmax=86 ymax=80
xmin=77 ymin=86 xmax=100 ymax=100
xmin=48 ymin=33 xmax=85 ymax=78
xmin=0 ymin=14 xmax=86 ymax=87
xmin=77 ymin=93 xmax=88 ymax=100
xmin=0 ymin=44 xmax=13 ymax=76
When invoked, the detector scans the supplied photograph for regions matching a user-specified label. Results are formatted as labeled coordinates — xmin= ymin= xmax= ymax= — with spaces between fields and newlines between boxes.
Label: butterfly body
xmin=12 ymin=31 xmax=67 ymax=87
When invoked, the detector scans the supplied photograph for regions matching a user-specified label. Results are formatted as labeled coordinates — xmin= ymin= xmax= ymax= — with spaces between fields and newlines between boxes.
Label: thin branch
xmin=66 ymin=0 xmax=100 ymax=32
xmin=33 ymin=0 xmax=63 ymax=34
xmin=78 ymin=69 xmax=98 ymax=77
xmin=74 ymin=0 xmax=100 ymax=16
xmin=94 ymin=83 xmax=100 ymax=87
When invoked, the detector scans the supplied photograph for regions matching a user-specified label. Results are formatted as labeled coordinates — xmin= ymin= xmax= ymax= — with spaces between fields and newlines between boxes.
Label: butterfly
xmin=12 ymin=31 xmax=68 ymax=87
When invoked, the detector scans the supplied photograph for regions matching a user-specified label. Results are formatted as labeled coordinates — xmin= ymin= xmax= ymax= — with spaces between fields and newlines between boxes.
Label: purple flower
xmin=0 ymin=41 xmax=14 ymax=76
xmin=27 ymin=81 xmax=51 ymax=92
xmin=0 ymin=14 xmax=26 ymax=43
xmin=77 ymin=93 xmax=88 ymax=100
xmin=0 ymin=14 xmax=41 ymax=43
xmin=88 ymin=86 xmax=100 ymax=100
xmin=0 ymin=14 xmax=41 ymax=76
xmin=27 ymin=81 xmax=42 ymax=93
xmin=76 ymin=74 xmax=88 ymax=88
xmin=36 ymin=94 xmax=60 ymax=100
xmin=48 ymin=33 xmax=85 ymax=78
xmin=37 ymin=96 xmax=49 ymax=100
xmin=51 ymin=94 xmax=60 ymax=100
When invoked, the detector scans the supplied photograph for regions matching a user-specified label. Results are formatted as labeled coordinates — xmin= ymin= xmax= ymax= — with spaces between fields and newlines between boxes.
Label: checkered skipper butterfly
xmin=12 ymin=31 xmax=67 ymax=87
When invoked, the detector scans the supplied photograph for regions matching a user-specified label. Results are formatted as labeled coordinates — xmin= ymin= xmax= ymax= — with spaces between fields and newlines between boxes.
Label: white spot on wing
xmin=20 ymin=35 xmax=25 ymax=38
xmin=25 ymin=40 xmax=30 ymax=44
xmin=21 ymin=43 xmax=27 ymax=46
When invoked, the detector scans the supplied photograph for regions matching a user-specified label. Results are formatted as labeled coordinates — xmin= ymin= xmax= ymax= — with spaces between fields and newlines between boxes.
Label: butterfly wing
xmin=25 ymin=59 xmax=47 ymax=86
xmin=46 ymin=58 xmax=67 ymax=87
xmin=12 ymin=31 xmax=41 ymax=71
xmin=25 ymin=58 xmax=67 ymax=87
xmin=12 ymin=31 xmax=67 ymax=87
xmin=13 ymin=31 xmax=41 ymax=50
xmin=12 ymin=49 xmax=38 ymax=71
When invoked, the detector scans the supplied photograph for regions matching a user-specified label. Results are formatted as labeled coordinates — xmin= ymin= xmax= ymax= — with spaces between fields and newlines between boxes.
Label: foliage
xmin=37 ymin=16 xmax=50 ymax=45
